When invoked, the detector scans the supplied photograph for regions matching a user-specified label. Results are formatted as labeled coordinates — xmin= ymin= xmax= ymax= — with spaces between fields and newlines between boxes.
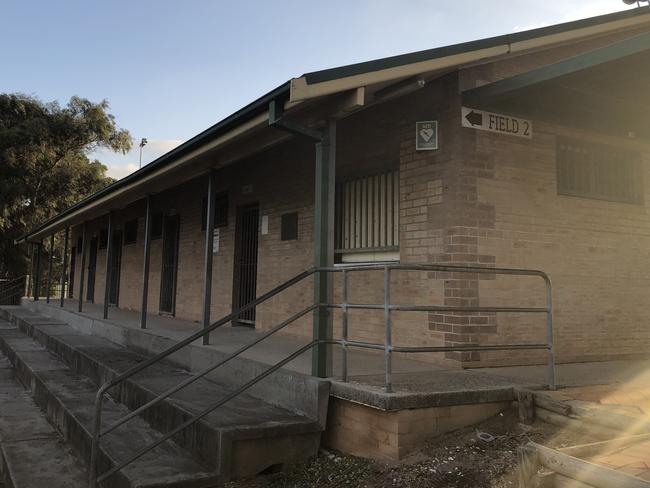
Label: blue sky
xmin=1 ymin=1 xmax=636 ymax=179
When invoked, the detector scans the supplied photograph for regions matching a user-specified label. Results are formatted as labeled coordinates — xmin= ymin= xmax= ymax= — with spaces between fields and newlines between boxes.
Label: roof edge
xmin=15 ymin=82 xmax=291 ymax=244
xmin=290 ymin=6 xmax=650 ymax=102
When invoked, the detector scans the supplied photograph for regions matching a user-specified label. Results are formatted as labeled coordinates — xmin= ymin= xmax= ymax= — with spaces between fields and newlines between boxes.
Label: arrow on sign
xmin=465 ymin=110 xmax=483 ymax=126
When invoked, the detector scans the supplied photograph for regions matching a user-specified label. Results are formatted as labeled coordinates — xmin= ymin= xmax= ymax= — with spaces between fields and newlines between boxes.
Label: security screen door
xmin=232 ymin=204 xmax=259 ymax=326
xmin=159 ymin=215 xmax=180 ymax=315
xmin=86 ymin=236 xmax=98 ymax=302
xmin=108 ymin=230 xmax=122 ymax=306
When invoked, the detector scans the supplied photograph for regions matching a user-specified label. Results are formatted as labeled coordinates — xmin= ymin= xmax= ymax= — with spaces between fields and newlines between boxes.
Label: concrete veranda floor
xmin=26 ymin=298 xmax=650 ymax=395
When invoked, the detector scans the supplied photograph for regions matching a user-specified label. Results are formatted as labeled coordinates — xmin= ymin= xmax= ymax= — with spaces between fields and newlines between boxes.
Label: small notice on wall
xmin=461 ymin=107 xmax=532 ymax=139
xmin=212 ymin=228 xmax=220 ymax=254
xmin=415 ymin=121 xmax=438 ymax=151
xmin=260 ymin=215 xmax=269 ymax=235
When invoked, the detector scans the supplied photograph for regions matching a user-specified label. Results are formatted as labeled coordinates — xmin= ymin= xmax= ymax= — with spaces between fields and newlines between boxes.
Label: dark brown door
xmin=232 ymin=204 xmax=259 ymax=326
xmin=159 ymin=215 xmax=180 ymax=315
xmin=86 ymin=236 xmax=98 ymax=302
xmin=108 ymin=230 xmax=122 ymax=306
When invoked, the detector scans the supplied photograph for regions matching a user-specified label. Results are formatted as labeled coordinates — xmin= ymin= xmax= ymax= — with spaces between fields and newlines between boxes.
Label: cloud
xmin=107 ymin=163 xmax=138 ymax=180
xmin=96 ymin=139 xmax=184 ymax=180
xmin=512 ymin=21 xmax=550 ymax=33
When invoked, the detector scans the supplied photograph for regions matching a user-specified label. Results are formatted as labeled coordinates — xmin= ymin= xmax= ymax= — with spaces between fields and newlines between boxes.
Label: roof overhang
xmin=461 ymin=31 xmax=650 ymax=140
xmin=289 ymin=7 xmax=650 ymax=102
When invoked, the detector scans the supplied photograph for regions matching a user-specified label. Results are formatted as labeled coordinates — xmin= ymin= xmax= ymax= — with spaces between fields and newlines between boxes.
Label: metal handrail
xmin=0 ymin=276 xmax=27 ymax=305
xmin=89 ymin=263 xmax=553 ymax=487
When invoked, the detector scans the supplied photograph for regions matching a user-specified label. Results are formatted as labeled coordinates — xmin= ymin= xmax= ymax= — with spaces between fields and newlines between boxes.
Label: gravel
xmin=226 ymin=406 xmax=593 ymax=488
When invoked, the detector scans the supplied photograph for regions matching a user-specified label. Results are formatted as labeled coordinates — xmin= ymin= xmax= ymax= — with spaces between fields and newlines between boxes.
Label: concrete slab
xmin=2 ymin=438 xmax=87 ymax=488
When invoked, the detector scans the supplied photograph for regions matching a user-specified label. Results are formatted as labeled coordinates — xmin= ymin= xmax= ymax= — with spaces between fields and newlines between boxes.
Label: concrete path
xmin=31 ymin=299 xmax=650 ymax=395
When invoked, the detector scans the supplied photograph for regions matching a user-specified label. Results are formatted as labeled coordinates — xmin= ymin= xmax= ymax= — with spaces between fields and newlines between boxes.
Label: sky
xmin=0 ymin=0 xmax=640 ymax=179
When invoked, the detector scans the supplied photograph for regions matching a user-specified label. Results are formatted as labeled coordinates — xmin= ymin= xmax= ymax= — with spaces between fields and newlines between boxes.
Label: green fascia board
xmin=462 ymin=30 xmax=650 ymax=106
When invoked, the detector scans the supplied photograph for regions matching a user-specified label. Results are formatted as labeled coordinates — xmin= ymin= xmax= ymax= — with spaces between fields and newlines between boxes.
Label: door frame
xmin=232 ymin=202 xmax=260 ymax=327
xmin=159 ymin=214 xmax=180 ymax=316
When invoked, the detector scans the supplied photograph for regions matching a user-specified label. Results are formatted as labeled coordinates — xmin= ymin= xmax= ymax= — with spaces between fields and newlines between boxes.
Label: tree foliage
xmin=0 ymin=93 xmax=132 ymax=278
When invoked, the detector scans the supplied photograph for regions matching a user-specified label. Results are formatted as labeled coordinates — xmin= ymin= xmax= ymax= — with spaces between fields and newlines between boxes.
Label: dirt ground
xmin=226 ymin=406 xmax=595 ymax=488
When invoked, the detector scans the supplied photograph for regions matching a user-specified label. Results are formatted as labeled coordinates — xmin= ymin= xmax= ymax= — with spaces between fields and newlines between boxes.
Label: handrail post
xmin=384 ymin=266 xmax=393 ymax=393
xmin=341 ymin=269 xmax=348 ymax=382
xmin=545 ymin=277 xmax=556 ymax=390
xmin=89 ymin=389 xmax=105 ymax=488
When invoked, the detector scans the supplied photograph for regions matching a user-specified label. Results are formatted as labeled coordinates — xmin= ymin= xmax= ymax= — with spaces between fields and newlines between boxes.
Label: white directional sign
xmin=461 ymin=107 xmax=532 ymax=139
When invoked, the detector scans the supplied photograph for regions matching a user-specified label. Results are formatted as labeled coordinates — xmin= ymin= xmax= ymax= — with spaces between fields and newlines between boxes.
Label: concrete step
xmin=0 ymin=306 xmax=322 ymax=482
xmin=0 ymin=353 xmax=87 ymax=488
xmin=0 ymin=321 xmax=221 ymax=488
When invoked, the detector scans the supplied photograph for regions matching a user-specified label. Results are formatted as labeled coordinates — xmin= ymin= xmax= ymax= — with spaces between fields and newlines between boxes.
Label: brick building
xmin=19 ymin=8 xmax=650 ymax=372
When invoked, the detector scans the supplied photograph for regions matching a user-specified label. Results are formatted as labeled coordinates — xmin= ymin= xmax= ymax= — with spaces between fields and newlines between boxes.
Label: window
xmin=281 ymin=212 xmax=299 ymax=241
xmin=151 ymin=212 xmax=163 ymax=240
xmin=76 ymin=237 xmax=83 ymax=254
xmin=557 ymin=138 xmax=643 ymax=204
xmin=201 ymin=192 xmax=228 ymax=230
xmin=99 ymin=228 xmax=108 ymax=249
xmin=336 ymin=169 xmax=399 ymax=262
xmin=124 ymin=220 xmax=138 ymax=245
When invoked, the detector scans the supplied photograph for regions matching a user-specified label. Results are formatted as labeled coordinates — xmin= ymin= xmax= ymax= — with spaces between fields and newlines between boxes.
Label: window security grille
xmin=151 ymin=212 xmax=163 ymax=240
xmin=557 ymin=138 xmax=643 ymax=204
xmin=281 ymin=212 xmax=298 ymax=241
xmin=99 ymin=228 xmax=108 ymax=249
xmin=201 ymin=192 xmax=229 ymax=230
xmin=336 ymin=169 xmax=399 ymax=253
xmin=124 ymin=220 xmax=138 ymax=245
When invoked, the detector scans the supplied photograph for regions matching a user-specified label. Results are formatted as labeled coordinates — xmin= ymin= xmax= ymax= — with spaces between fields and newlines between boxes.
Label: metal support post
xmin=46 ymin=234 xmax=54 ymax=303
xmin=341 ymin=269 xmax=349 ymax=382
xmin=312 ymin=120 xmax=336 ymax=378
xmin=27 ymin=242 xmax=35 ymax=298
xmin=545 ymin=277 xmax=556 ymax=390
xmin=202 ymin=170 xmax=217 ymax=345
xmin=78 ymin=223 xmax=87 ymax=312
xmin=103 ymin=213 xmax=114 ymax=319
xmin=141 ymin=197 xmax=152 ymax=328
xmin=60 ymin=227 xmax=69 ymax=307
xmin=34 ymin=240 xmax=42 ymax=301
xmin=384 ymin=267 xmax=393 ymax=393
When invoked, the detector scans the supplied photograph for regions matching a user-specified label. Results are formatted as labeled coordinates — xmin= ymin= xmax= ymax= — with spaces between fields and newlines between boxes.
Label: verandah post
xmin=46 ymin=234 xmax=54 ymax=303
xmin=140 ymin=196 xmax=152 ymax=328
xmin=103 ymin=212 xmax=114 ymax=319
xmin=34 ymin=240 xmax=42 ymax=301
xmin=78 ymin=222 xmax=87 ymax=312
xmin=202 ymin=170 xmax=217 ymax=345
xmin=312 ymin=119 xmax=336 ymax=378
xmin=60 ymin=227 xmax=69 ymax=307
